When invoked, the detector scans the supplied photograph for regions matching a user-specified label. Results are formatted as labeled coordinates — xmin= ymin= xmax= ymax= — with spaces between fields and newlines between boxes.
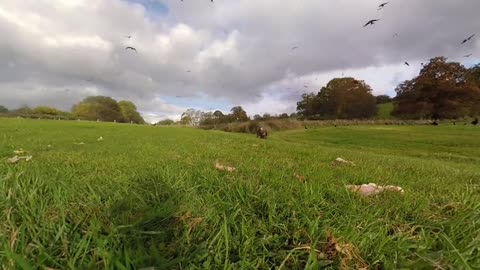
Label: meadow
xmin=0 ymin=118 xmax=479 ymax=269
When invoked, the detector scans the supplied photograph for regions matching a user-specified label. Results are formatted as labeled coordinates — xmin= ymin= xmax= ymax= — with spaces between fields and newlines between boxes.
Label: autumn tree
xmin=118 ymin=100 xmax=145 ymax=124
xmin=392 ymin=57 xmax=480 ymax=119
xmin=230 ymin=106 xmax=249 ymax=122
xmin=73 ymin=96 xmax=125 ymax=122
xmin=297 ymin=78 xmax=377 ymax=119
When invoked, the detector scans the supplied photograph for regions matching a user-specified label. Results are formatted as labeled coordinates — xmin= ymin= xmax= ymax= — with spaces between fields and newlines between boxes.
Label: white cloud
xmin=0 ymin=0 xmax=479 ymax=119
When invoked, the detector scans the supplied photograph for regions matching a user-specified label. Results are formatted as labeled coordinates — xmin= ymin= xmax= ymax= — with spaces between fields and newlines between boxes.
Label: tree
xmin=156 ymin=119 xmax=174 ymax=125
xmin=72 ymin=96 xmax=125 ymax=122
xmin=296 ymin=93 xmax=320 ymax=118
xmin=0 ymin=105 xmax=8 ymax=113
xmin=253 ymin=114 xmax=262 ymax=120
xmin=34 ymin=106 xmax=62 ymax=115
xmin=375 ymin=95 xmax=393 ymax=104
xmin=297 ymin=78 xmax=377 ymax=119
xmin=279 ymin=113 xmax=289 ymax=119
xmin=230 ymin=106 xmax=249 ymax=122
xmin=392 ymin=57 xmax=480 ymax=119
xmin=14 ymin=105 xmax=34 ymax=115
xmin=118 ymin=100 xmax=145 ymax=124
xmin=180 ymin=108 xmax=204 ymax=126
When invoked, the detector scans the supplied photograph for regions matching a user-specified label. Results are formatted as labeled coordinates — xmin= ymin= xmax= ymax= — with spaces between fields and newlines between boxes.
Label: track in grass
xmin=1 ymin=118 xmax=479 ymax=269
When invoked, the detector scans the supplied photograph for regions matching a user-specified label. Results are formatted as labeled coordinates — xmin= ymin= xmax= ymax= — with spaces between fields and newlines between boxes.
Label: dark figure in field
xmin=257 ymin=127 xmax=268 ymax=139
xmin=432 ymin=120 xmax=438 ymax=126
xmin=472 ymin=118 xmax=479 ymax=126
xmin=453 ymin=121 xmax=456 ymax=125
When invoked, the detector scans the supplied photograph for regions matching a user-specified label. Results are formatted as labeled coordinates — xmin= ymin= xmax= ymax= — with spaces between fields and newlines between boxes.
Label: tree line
xmin=0 ymin=96 xmax=145 ymax=124
xmin=296 ymin=57 xmax=480 ymax=120
xmin=2 ymin=56 xmax=478 ymax=126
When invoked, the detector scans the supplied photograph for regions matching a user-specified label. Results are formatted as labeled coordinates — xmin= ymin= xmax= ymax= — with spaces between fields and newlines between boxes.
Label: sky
xmin=0 ymin=0 xmax=479 ymax=123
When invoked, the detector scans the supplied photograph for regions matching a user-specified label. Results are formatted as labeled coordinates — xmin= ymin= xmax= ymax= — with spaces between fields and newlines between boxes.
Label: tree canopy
xmin=73 ymin=96 xmax=126 ymax=122
xmin=118 ymin=100 xmax=145 ymax=124
xmin=297 ymin=77 xmax=377 ymax=119
xmin=0 ymin=105 xmax=8 ymax=113
xmin=392 ymin=57 xmax=480 ymax=119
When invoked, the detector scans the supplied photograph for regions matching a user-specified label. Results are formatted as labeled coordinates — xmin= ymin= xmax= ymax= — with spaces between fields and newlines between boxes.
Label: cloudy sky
xmin=1 ymin=0 xmax=479 ymax=123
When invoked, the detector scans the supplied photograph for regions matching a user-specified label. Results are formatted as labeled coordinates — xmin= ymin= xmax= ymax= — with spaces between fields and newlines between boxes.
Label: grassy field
xmin=0 ymin=118 xmax=479 ymax=269
xmin=376 ymin=103 xmax=394 ymax=119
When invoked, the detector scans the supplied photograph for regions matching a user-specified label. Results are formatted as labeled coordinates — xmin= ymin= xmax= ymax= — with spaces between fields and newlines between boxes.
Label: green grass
xmin=376 ymin=102 xmax=394 ymax=119
xmin=1 ymin=118 xmax=479 ymax=269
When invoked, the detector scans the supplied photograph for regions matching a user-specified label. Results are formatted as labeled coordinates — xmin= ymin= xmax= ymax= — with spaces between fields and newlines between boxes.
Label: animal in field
xmin=256 ymin=127 xmax=268 ymax=139
xmin=472 ymin=118 xmax=479 ymax=126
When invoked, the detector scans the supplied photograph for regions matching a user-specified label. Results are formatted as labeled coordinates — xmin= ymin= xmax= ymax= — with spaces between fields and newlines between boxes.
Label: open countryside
xmin=1 ymin=0 xmax=480 ymax=269
xmin=1 ymin=119 xmax=479 ymax=269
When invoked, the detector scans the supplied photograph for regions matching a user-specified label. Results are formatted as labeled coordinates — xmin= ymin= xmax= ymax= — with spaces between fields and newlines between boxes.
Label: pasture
xmin=0 ymin=118 xmax=479 ymax=269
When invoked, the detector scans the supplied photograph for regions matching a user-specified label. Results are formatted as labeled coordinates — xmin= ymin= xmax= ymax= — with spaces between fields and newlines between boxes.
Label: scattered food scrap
xmin=97 ymin=136 xmax=104 ymax=141
xmin=333 ymin=157 xmax=355 ymax=166
xmin=7 ymin=155 xmax=33 ymax=164
xmin=215 ymin=162 xmax=237 ymax=173
xmin=74 ymin=142 xmax=86 ymax=145
xmin=294 ymin=173 xmax=306 ymax=183
xmin=13 ymin=149 xmax=27 ymax=155
xmin=346 ymin=183 xmax=404 ymax=196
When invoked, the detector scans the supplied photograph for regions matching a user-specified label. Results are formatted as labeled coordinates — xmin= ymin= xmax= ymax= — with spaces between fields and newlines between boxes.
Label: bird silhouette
xmin=378 ymin=2 xmax=389 ymax=10
xmin=464 ymin=53 xmax=473 ymax=58
xmin=364 ymin=19 xmax=379 ymax=27
xmin=393 ymin=33 xmax=399 ymax=38
xmin=186 ymin=70 xmax=191 ymax=72
xmin=125 ymin=46 xmax=137 ymax=52
xmin=125 ymin=35 xmax=132 ymax=39
xmin=291 ymin=46 xmax=299 ymax=50
xmin=461 ymin=34 xmax=475 ymax=44
xmin=472 ymin=118 xmax=478 ymax=125
xmin=404 ymin=62 xmax=410 ymax=66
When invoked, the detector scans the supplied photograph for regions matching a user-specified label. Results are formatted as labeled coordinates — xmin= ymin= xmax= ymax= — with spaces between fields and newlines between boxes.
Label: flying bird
xmin=125 ymin=35 xmax=132 ymax=39
xmin=378 ymin=2 xmax=389 ymax=10
xmin=364 ymin=19 xmax=379 ymax=27
xmin=461 ymin=34 xmax=475 ymax=44
xmin=125 ymin=46 xmax=137 ymax=52
xmin=291 ymin=46 xmax=299 ymax=50
xmin=464 ymin=53 xmax=473 ymax=58
xmin=393 ymin=33 xmax=399 ymax=38
xmin=186 ymin=70 xmax=191 ymax=72
xmin=404 ymin=62 xmax=410 ymax=66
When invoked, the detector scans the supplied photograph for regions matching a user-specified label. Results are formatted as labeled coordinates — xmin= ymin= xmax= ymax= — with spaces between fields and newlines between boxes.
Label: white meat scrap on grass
xmin=215 ymin=162 xmax=237 ymax=173
xmin=333 ymin=157 xmax=355 ymax=166
xmin=7 ymin=155 xmax=33 ymax=164
xmin=346 ymin=183 xmax=404 ymax=196
xmin=97 ymin=136 xmax=104 ymax=141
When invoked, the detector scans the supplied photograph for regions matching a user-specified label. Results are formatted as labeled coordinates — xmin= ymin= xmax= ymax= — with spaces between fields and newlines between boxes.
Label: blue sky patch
xmin=126 ymin=0 xmax=169 ymax=17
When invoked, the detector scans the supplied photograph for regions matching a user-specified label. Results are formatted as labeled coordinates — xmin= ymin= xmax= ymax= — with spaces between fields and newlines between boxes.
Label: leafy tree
xmin=253 ymin=114 xmax=262 ymax=120
xmin=14 ymin=106 xmax=34 ymax=115
xmin=279 ymin=113 xmax=289 ymax=119
xmin=180 ymin=108 xmax=204 ymax=126
xmin=72 ymin=96 xmax=125 ymax=122
xmin=296 ymin=93 xmax=319 ymax=118
xmin=0 ymin=105 xmax=8 ymax=113
xmin=375 ymin=95 xmax=393 ymax=104
xmin=392 ymin=57 xmax=480 ymax=119
xmin=230 ymin=106 xmax=249 ymax=122
xmin=34 ymin=106 xmax=62 ymax=115
xmin=297 ymin=78 xmax=377 ymax=119
xmin=118 ymin=100 xmax=145 ymax=124
xmin=156 ymin=119 xmax=174 ymax=125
